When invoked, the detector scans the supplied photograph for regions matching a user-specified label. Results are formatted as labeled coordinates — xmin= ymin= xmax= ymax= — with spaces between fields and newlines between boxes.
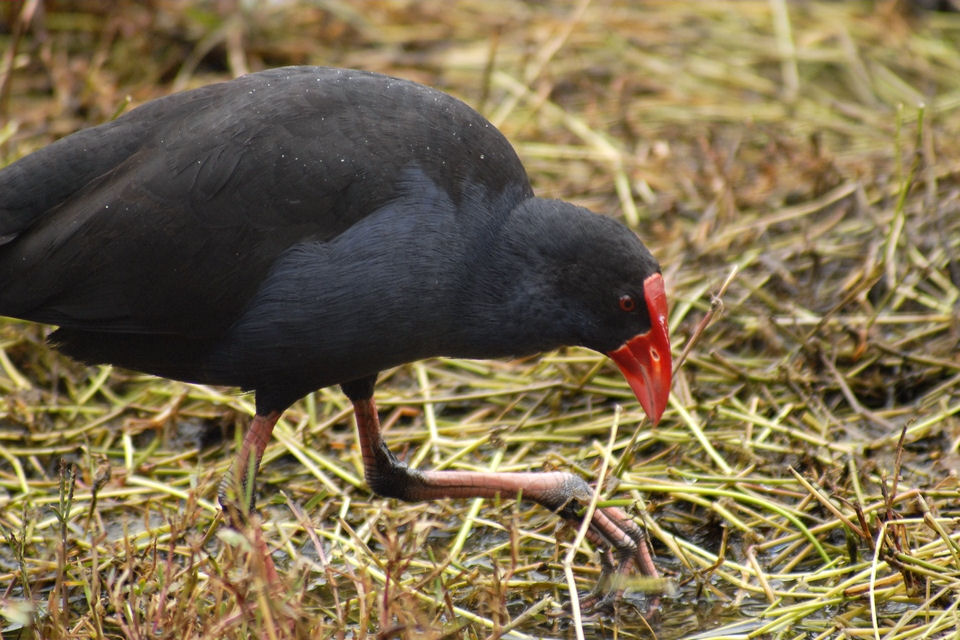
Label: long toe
xmin=571 ymin=505 xmax=662 ymax=614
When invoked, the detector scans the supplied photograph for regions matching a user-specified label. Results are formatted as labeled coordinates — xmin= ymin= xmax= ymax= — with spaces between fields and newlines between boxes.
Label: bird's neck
xmin=445 ymin=197 xmax=579 ymax=359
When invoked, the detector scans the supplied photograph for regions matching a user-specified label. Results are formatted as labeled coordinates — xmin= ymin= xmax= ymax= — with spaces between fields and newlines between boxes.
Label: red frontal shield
xmin=607 ymin=273 xmax=671 ymax=424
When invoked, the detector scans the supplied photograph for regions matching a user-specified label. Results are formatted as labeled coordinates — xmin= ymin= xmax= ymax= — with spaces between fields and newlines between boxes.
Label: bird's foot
xmin=216 ymin=472 xmax=285 ymax=596
xmin=217 ymin=480 xmax=256 ymax=531
xmin=572 ymin=543 xmax=662 ymax=620
xmin=549 ymin=476 xmax=662 ymax=616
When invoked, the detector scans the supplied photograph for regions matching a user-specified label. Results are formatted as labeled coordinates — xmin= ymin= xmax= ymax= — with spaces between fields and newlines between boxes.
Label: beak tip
xmin=646 ymin=402 xmax=666 ymax=426
xmin=637 ymin=377 xmax=670 ymax=425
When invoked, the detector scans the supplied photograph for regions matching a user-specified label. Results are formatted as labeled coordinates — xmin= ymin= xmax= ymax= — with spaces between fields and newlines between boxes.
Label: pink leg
xmin=217 ymin=411 xmax=283 ymax=589
xmin=218 ymin=410 xmax=282 ymax=516
xmin=353 ymin=397 xmax=659 ymax=608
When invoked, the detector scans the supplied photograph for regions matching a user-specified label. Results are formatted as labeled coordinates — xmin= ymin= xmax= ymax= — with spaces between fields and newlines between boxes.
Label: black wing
xmin=0 ymin=67 xmax=531 ymax=338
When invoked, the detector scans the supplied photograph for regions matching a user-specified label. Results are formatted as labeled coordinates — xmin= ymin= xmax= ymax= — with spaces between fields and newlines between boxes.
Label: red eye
xmin=618 ymin=294 xmax=636 ymax=312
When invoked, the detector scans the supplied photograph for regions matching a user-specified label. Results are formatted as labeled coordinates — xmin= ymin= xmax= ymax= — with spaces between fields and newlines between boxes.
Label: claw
xmin=559 ymin=502 xmax=662 ymax=616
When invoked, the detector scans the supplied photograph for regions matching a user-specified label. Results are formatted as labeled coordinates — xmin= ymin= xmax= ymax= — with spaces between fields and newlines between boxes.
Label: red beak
xmin=607 ymin=273 xmax=672 ymax=424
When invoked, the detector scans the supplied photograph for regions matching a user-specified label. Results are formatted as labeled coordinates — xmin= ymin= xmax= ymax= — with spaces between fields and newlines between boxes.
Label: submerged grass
xmin=1 ymin=1 xmax=959 ymax=638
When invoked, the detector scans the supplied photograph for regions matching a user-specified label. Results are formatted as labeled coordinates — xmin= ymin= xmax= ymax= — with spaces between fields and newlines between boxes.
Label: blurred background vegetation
xmin=1 ymin=1 xmax=959 ymax=639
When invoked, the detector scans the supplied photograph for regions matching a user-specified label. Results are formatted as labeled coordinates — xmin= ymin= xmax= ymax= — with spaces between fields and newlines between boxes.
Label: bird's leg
xmin=218 ymin=410 xmax=282 ymax=520
xmin=352 ymin=396 xmax=659 ymax=607
xmin=216 ymin=411 xmax=284 ymax=593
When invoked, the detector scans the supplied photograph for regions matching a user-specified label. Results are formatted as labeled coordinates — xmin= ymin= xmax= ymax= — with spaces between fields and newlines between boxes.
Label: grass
xmin=2 ymin=1 xmax=960 ymax=638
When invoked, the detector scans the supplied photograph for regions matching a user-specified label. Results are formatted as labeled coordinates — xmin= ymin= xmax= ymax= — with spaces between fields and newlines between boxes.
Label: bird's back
xmin=0 ymin=67 xmax=532 ymax=341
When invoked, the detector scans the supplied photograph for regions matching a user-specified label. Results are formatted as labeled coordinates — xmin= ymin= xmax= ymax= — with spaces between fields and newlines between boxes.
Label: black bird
xmin=0 ymin=67 xmax=671 ymax=603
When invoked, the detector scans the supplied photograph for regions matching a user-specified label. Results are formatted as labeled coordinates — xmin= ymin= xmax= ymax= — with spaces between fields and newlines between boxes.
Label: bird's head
xmin=499 ymin=199 xmax=673 ymax=424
